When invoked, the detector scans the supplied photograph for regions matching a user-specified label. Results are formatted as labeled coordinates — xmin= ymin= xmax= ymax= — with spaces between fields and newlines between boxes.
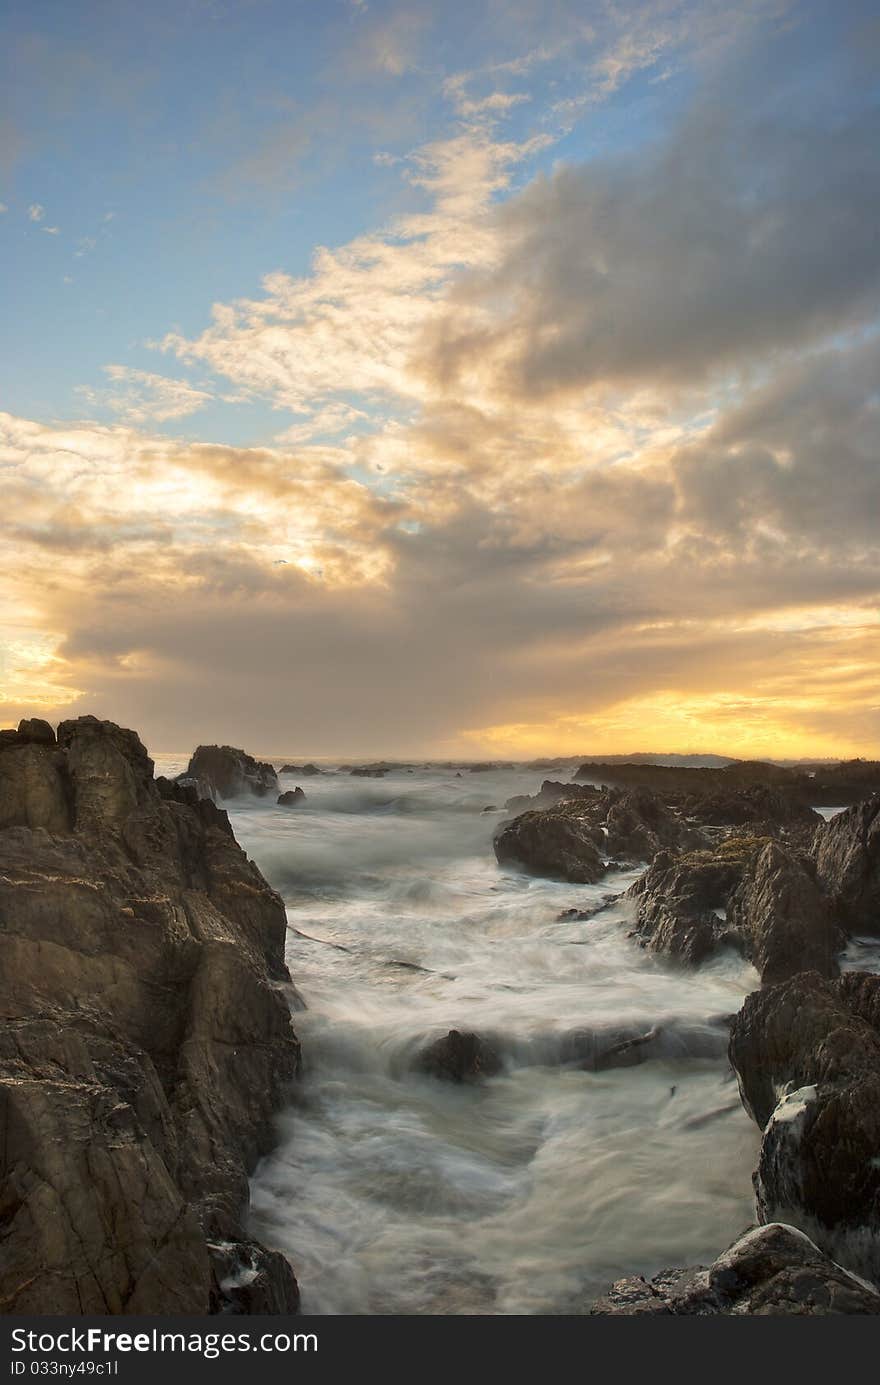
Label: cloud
xmin=75 ymin=366 xmax=214 ymax=423
xmin=417 ymin=40 xmax=880 ymax=403
xmin=27 ymin=202 xmax=44 ymax=221
xmin=2 ymin=2 xmax=878 ymax=757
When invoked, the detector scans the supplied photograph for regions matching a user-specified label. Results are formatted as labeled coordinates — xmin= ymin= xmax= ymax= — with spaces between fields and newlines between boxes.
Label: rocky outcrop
xmin=350 ymin=764 xmax=389 ymax=778
xmin=495 ymin=787 xmax=702 ymax=884
xmin=628 ymin=837 xmax=840 ymax=981
xmin=627 ymin=839 xmax=751 ymax=965
xmin=504 ymin=780 xmax=599 ymax=814
xmin=729 ymin=970 xmax=880 ymax=1283
xmin=0 ymin=716 xmax=300 ymax=1315
xmin=180 ymin=744 xmax=279 ymax=802
xmin=494 ymin=802 xmax=606 ymax=883
xmin=727 ymin=841 xmax=841 ymax=984
xmin=592 ymin=1223 xmax=880 ymax=1314
xmin=414 ymin=1030 xmax=502 ymax=1082
xmin=574 ymin=758 xmax=880 ymax=809
xmin=278 ymin=788 xmax=307 ymax=807
xmin=279 ymin=763 xmax=322 ymax=776
xmin=814 ymin=795 xmax=880 ymax=933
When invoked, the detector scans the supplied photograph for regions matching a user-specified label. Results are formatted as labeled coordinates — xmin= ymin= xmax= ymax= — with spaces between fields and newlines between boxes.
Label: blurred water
xmin=156 ymin=758 xmax=761 ymax=1314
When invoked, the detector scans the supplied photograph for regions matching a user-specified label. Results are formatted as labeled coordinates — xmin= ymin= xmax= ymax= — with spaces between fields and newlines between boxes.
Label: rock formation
xmin=414 ymin=1029 xmax=502 ymax=1082
xmin=593 ymin=1223 xmax=880 ymax=1314
xmin=0 ymin=716 xmax=300 ymax=1315
xmin=814 ymin=795 xmax=880 ymax=932
xmin=629 ymin=837 xmax=841 ymax=980
xmin=279 ymin=763 xmax=322 ymax=776
xmin=278 ymin=787 xmax=307 ymax=807
xmin=179 ymin=744 xmax=279 ymax=802
xmin=494 ymin=787 xmax=702 ymax=884
xmin=729 ymin=970 xmax=880 ymax=1283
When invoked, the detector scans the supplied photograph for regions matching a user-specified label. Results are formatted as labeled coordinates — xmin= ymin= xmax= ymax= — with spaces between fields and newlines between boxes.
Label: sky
xmin=1 ymin=0 xmax=878 ymax=759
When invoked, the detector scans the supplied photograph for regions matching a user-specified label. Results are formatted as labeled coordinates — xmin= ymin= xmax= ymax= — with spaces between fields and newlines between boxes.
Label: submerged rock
xmin=592 ymin=1223 xmax=880 ymax=1314
xmin=180 ymin=744 xmax=279 ymax=802
xmin=278 ymin=787 xmax=307 ymax=807
xmin=414 ymin=1029 xmax=503 ymax=1082
xmin=0 ymin=716 xmax=300 ymax=1315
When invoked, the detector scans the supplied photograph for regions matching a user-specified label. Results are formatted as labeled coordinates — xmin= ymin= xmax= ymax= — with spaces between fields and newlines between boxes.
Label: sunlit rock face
xmin=0 ymin=715 xmax=300 ymax=1314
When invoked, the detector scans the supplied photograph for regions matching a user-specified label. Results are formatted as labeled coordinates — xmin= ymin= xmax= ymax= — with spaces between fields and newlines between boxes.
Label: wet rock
xmin=278 ymin=787 xmax=307 ymax=807
xmin=0 ymin=717 xmax=300 ymax=1314
xmin=209 ymin=1240 xmax=299 ymax=1315
xmin=592 ymin=1223 xmax=880 ymax=1314
xmin=730 ymin=970 xmax=880 ymax=1282
xmin=727 ymin=840 xmax=841 ymax=984
xmin=814 ymin=795 xmax=880 ymax=933
xmin=627 ymin=839 xmax=755 ymax=965
xmin=181 ymin=744 xmax=279 ymax=802
xmin=494 ymin=803 xmax=606 ymax=883
xmin=414 ymin=1029 xmax=502 ymax=1082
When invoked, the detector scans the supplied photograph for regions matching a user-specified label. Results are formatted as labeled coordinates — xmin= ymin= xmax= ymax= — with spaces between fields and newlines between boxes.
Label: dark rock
xmin=494 ymin=803 xmax=606 ymax=883
xmin=180 ymin=744 xmax=279 ymax=802
xmin=0 ymin=716 xmax=299 ymax=1314
xmin=727 ymin=840 xmax=841 ymax=984
xmin=730 ymin=970 xmax=880 ymax=1282
xmin=814 ymin=795 xmax=880 ymax=933
xmin=627 ymin=839 xmax=754 ymax=964
xmin=627 ymin=835 xmax=839 ymax=981
xmin=209 ymin=1240 xmax=299 ymax=1315
xmin=350 ymin=764 xmax=388 ymax=778
xmin=592 ymin=1223 xmax=880 ymax=1314
xmin=415 ymin=1029 xmax=502 ymax=1082
xmin=277 ymin=788 xmax=307 ymax=807
xmin=17 ymin=718 xmax=55 ymax=746
xmin=278 ymin=763 xmax=321 ymax=776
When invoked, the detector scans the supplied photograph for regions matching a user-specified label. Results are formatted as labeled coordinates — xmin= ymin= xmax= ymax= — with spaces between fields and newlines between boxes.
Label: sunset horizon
xmin=2 ymin=0 xmax=878 ymax=760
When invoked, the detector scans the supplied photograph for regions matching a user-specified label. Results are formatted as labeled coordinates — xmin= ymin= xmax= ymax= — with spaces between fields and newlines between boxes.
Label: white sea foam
xmin=155 ymin=759 xmax=761 ymax=1315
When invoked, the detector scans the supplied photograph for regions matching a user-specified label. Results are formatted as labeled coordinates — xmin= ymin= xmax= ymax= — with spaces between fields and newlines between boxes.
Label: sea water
xmin=156 ymin=759 xmax=762 ymax=1314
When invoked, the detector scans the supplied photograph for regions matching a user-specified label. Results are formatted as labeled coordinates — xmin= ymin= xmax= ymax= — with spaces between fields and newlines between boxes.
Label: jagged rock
xmin=729 ymin=971 xmax=880 ymax=1282
xmin=627 ymin=839 xmax=752 ymax=964
xmin=504 ymin=780 xmax=599 ymax=814
xmin=278 ymin=763 xmax=321 ymax=776
xmin=496 ymin=787 xmax=704 ymax=885
xmin=814 ymin=795 xmax=880 ymax=933
xmin=494 ymin=803 xmax=606 ymax=883
xmin=180 ymin=744 xmax=279 ymax=802
xmin=0 ymin=716 xmax=299 ymax=1315
xmin=628 ymin=836 xmax=839 ymax=981
xmin=277 ymin=788 xmax=307 ymax=807
xmin=16 ymin=718 xmax=56 ymax=746
xmin=592 ymin=1223 xmax=880 ymax=1314
xmin=350 ymin=764 xmax=388 ymax=778
xmin=414 ymin=1029 xmax=502 ymax=1082
xmin=727 ymin=840 xmax=841 ymax=984
xmin=208 ymin=1240 xmax=299 ymax=1315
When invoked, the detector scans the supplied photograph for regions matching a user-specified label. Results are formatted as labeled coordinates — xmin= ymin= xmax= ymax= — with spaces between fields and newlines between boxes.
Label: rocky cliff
xmin=0 ymin=716 xmax=300 ymax=1315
